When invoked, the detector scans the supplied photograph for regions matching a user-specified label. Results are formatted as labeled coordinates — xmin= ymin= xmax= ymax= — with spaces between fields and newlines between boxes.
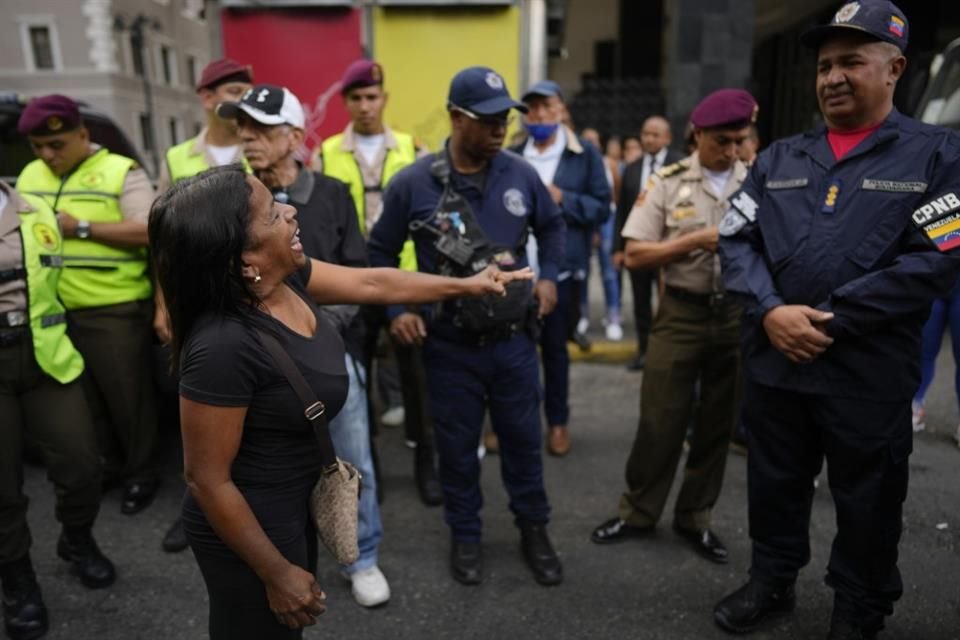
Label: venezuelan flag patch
xmin=923 ymin=212 xmax=960 ymax=252
xmin=888 ymin=16 xmax=905 ymax=37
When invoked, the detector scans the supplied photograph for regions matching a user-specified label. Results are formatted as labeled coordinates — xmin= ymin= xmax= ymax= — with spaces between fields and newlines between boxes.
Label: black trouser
xmin=362 ymin=310 xmax=433 ymax=448
xmin=67 ymin=299 xmax=159 ymax=484
xmin=629 ymin=268 xmax=656 ymax=353
xmin=744 ymin=381 xmax=911 ymax=633
xmin=191 ymin=527 xmax=317 ymax=640
xmin=0 ymin=334 xmax=102 ymax=563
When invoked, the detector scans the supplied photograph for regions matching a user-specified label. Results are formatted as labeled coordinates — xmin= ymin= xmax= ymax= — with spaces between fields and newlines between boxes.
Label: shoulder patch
xmin=656 ymin=161 xmax=689 ymax=179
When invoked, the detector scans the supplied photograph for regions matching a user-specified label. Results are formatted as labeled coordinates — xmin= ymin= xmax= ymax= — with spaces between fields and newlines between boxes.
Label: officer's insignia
xmin=33 ymin=223 xmax=60 ymax=252
xmin=834 ymin=2 xmax=860 ymax=23
xmin=677 ymin=185 xmax=693 ymax=201
xmin=79 ymin=172 xmax=104 ymax=189
xmin=503 ymin=188 xmax=527 ymax=217
xmin=821 ymin=180 xmax=841 ymax=214
xmin=719 ymin=209 xmax=747 ymax=237
xmin=485 ymin=72 xmax=504 ymax=90
xmin=47 ymin=116 xmax=63 ymax=131
xmin=657 ymin=161 xmax=689 ymax=179
xmin=371 ymin=64 xmax=383 ymax=82
xmin=671 ymin=207 xmax=696 ymax=221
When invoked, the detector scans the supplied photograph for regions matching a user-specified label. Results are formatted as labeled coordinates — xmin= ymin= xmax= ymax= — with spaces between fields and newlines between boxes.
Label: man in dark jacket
xmin=614 ymin=116 xmax=684 ymax=370
xmin=512 ymin=80 xmax=610 ymax=456
xmin=219 ymin=85 xmax=390 ymax=608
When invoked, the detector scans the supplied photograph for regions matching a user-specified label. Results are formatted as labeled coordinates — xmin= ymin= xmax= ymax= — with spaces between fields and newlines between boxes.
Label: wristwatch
xmin=76 ymin=220 xmax=92 ymax=239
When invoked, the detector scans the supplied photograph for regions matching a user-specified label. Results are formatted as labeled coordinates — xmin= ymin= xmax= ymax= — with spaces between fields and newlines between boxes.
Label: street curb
xmin=567 ymin=339 xmax=637 ymax=364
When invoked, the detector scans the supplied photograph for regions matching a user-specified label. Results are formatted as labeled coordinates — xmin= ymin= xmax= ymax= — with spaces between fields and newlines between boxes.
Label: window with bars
xmin=139 ymin=113 xmax=155 ymax=151
xmin=29 ymin=25 xmax=55 ymax=70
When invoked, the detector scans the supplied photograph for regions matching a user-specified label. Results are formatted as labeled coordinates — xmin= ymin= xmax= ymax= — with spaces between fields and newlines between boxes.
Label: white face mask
xmin=0 ymin=189 xmax=8 ymax=220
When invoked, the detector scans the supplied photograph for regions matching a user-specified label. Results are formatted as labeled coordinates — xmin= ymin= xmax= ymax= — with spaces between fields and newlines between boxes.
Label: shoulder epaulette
xmin=656 ymin=160 xmax=689 ymax=179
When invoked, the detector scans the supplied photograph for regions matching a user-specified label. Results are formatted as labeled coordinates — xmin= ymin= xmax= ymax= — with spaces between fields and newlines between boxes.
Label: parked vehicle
xmin=916 ymin=37 xmax=960 ymax=131
xmin=0 ymin=92 xmax=148 ymax=186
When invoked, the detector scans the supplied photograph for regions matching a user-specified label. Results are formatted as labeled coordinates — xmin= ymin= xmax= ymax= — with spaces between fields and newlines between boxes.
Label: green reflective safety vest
xmin=165 ymin=136 xmax=251 ymax=186
xmin=16 ymin=193 xmax=85 ymax=384
xmin=321 ymin=130 xmax=418 ymax=272
xmin=17 ymin=149 xmax=152 ymax=310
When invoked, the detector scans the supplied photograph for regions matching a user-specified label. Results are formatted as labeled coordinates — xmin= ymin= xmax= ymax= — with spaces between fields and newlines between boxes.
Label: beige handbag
xmin=258 ymin=330 xmax=361 ymax=565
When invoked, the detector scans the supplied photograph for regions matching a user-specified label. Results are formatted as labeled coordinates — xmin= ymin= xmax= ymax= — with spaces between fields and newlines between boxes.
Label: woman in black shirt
xmin=148 ymin=166 xmax=529 ymax=639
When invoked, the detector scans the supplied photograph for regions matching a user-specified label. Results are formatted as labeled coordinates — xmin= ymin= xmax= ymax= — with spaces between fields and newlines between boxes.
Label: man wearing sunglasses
xmin=368 ymin=66 xmax=566 ymax=587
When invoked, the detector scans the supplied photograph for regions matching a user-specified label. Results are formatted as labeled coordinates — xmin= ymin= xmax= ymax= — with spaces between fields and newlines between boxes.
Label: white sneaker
xmin=346 ymin=566 xmax=390 ymax=607
xmin=380 ymin=406 xmax=405 ymax=428
xmin=576 ymin=317 xmax=590 ymax=335
xmin=605 ymin=322 xmax=623 ymax=341
xmin=911 ymin=404 xmax=925 ymax=432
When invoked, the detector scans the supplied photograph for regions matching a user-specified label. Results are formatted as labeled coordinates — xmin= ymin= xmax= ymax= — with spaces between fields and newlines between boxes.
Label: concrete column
xmin=523 ymin=0 xmax=548 ymax=88
xmin=664 ymin=0 xmax=754 ymax=141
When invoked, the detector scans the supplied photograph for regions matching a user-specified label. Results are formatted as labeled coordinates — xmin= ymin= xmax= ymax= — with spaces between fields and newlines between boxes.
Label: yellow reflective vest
xmin=16 ymin=193 xmax=85 ymax=383
xmin=321 ymin=130 xmax=418 ymax=271
xmin=17 ymin=149 xmax=152 ymax=310
xmin=165 ymin=136 xmax=251 ymax=186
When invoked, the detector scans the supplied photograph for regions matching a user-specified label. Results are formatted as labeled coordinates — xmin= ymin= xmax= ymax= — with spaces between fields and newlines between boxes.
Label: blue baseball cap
xmin=522 ymin=80 xmax=563 ymax=103
xmin=801 ymin=1 xmax=908 ymax=51
xmin=447 ymin=66 xmax=527 ymax=116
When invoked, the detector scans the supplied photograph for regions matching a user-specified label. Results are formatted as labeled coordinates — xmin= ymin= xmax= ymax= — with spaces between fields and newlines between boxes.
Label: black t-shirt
xmin=178 ymin=265 xmax=348 ymax=557
xmin=290 ymin=168 xmax=368 ymax=360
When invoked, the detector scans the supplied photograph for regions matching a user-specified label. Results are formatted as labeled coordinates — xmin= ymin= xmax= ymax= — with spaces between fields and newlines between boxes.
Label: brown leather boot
xmin=547 ymin=426 xmax=571 ymax=456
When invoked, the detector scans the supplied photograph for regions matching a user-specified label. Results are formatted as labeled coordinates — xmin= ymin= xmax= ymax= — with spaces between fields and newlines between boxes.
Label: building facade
xmin=0 ymin=0 xmax=221 ymax=176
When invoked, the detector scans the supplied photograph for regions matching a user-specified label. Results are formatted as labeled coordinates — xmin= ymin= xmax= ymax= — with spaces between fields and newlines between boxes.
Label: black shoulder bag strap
xmin=255 ymin=328 xmax=338 ymax=471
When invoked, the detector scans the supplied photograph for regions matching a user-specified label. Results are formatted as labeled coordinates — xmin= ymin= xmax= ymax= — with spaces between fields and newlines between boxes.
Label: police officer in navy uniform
xmin=368 ymin=66 xmax=566 ymax=586
xmin=714 ymin=3 xmax=960 ymax=639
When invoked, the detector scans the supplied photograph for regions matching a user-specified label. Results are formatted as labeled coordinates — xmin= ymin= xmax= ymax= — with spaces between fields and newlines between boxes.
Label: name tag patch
xmin=765 ymin=178 xmax=808 ymax=190
xmin=862 ymin=179 xmax=927 ymax=193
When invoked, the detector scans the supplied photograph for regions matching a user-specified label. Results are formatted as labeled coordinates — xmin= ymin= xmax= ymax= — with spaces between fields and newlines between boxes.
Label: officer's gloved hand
xmin=390 ymin=313 xmax=427 ymax=347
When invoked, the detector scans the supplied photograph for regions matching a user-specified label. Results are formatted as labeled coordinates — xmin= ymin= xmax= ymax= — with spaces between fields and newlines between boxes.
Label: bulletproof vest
xmin=409 ymin=153 xmax=533 ymax=335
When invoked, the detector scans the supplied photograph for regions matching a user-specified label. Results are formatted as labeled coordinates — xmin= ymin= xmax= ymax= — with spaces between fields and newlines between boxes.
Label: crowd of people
xmin=3 ymin=1 xmax=960 ymax=639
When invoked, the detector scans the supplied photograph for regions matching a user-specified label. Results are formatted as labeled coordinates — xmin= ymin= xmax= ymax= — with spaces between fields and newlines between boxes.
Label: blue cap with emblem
xmin=448 ymin=66 xmax=527 ymax=116
xmin=521 ymin=80 xmax=563 ymax=103
xmin=801 ymin=1 xmax=909 ymax=51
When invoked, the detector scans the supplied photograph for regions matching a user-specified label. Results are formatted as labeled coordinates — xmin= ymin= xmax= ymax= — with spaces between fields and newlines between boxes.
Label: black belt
xmin=0 ymin=310 xmax=28 ymax=328
xmin=0 ymin=327 xmax=28 ymax=347
xmin=665 ymin=285 xmax=729 ymax=308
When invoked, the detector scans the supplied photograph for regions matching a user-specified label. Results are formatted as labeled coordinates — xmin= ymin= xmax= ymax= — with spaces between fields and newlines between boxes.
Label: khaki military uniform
xmin=618 ymin=154 xmax=747 ymax=531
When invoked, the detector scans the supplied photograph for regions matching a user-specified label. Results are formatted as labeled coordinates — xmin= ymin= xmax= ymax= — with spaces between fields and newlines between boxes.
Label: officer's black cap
xmin=801 ymin=1 xmax=909 ymax=51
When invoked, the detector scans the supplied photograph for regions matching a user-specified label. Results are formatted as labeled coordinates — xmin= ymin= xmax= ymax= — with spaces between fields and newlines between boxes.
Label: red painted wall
xmin=220 ymin=8 xmax=362 ymax=154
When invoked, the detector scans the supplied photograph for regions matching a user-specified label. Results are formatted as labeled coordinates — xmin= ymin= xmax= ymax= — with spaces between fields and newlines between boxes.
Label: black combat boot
xmin=57 ymin=525 xmax=116 ymax=589
xmin=714 ymin=578 xmax=796 ymax=633
xmin=518 ymin=520 xmax=563 ymax=586
xmin=1 ymin=554 xmax=49 ymax=640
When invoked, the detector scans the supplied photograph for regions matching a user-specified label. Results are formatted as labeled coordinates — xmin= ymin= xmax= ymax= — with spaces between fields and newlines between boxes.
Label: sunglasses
xmin=451 ymin=106 xmax=515 ymax=129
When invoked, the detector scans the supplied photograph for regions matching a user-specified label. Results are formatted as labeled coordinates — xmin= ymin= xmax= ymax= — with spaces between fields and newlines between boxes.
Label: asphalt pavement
xmin=17 ymin=276 xmax=960 ymax=640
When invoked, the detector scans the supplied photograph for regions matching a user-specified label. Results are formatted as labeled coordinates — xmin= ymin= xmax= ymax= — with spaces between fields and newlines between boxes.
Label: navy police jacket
xmin=719 ymin=110 xmax=960 ymax=400
xmin=367 ymin=147 xmax=566 ymax=325
xmin=510 ymin=129 xmax=611 ymax=275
